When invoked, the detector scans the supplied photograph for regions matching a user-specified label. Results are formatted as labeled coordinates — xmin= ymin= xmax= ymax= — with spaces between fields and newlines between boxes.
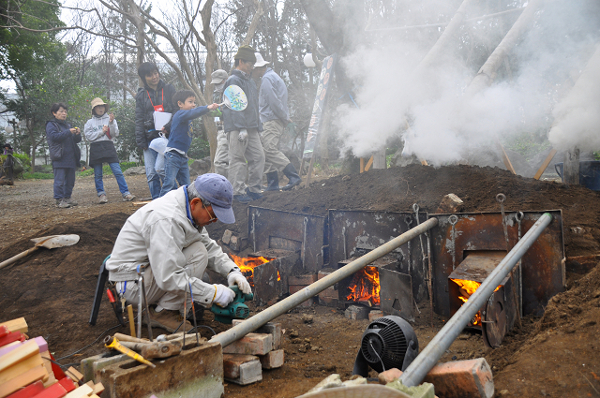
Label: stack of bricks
xmin=0 ymin=317 xmax=104 ymax=398
xmin=288 ymin=274 xmax=318 ymax=308
xmin=222 ymin=321 xmax=284 ymax=385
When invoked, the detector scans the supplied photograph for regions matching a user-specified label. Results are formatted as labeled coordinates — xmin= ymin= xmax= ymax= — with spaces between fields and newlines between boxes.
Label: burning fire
xmin=451 ymin=278 xmax=500 ymax=326
xmin=346 ymin=266 xmax=380 ymax=305
xmin=229 ymin=254 xmax=276 ymax=287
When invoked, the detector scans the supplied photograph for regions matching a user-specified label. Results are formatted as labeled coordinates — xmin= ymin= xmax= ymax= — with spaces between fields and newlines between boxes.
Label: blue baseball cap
xmin=193 ymin=173 xmax=235 ymax=224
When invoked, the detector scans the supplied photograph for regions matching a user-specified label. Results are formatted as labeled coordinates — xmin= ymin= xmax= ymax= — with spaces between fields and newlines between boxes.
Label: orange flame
xmin=346 ymin=266 xmax=380 ymax=305
xmin=229 ymin=254 xmax=276 ymax=287
xmin=451 ymin=278 xmax=501 ymax=326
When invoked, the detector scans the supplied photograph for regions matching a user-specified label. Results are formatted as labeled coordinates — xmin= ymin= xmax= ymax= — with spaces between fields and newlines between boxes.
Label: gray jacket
xmin=106 ymin=186 xmax=239 ymax=305
xmin=259 ymin=68 xmax=289 ymax=124
xmin=223 ymin=69 xmax=260 ymax=132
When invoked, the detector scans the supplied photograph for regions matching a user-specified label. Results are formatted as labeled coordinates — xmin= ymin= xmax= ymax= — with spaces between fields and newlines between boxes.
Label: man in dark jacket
xmin=222 ymin=45 xmax=265 ymax=203
xmin=135 ymin=62 xmax=177 ymax=199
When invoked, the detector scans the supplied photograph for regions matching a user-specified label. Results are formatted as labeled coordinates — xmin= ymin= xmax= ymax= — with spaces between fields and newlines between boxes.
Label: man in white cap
xmin=106 ymin=173 xmax=251 ymax=332
xmin=253 ymin=52 xmax=301 ymax=191
xmin=210 ymin=69 xmax=230 ymax=178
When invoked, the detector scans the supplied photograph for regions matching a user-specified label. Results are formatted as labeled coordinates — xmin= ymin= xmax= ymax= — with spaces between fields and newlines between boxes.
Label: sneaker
xmin=64 ymin=197 xmax=78 ymax=206
xmin=98 ymin=194 xmax=108 ymax=204
xmin=245 ymin=187 xmax=263 ymax=200
xmin=147 ymin=307 xmax=192 ymax=333
xmin=56 ymin=199 xmax=71 ymax=208
xmin=122 ymin=193 xmax=136 ymax=202
xmin=234 ymin=194 xmax=252 ymax=204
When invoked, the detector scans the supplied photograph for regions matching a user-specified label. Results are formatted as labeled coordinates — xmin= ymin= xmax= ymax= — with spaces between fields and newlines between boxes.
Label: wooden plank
xmin=5 ymin=380 xmax=44 ymax=398
xmin=0 ymin=365 xmax=48 ymax=398
xmin=359 ymin=158 xmax=365 ymax=173
xmin=533 ymin=148 xmax=557 ymax=180
xmin=0 ymin=353 xmax=44 ymax=384
xmin=0 ymin=341 xmax=39 ymax=373
xmin=63 ymin=383 xmax=93 ymax=398
xmin=364 ymin=156 xmax=374 ymax=172
xmin=496 ymin=141 xmax=516 ymax=174
xmin=0 ymin=319 xmax=28 ymax=334
xmin=64 ymin=368 xmax=83 ymax=385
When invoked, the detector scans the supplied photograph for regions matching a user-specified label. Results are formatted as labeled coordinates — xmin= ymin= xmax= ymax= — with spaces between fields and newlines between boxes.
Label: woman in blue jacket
xmin=45 ymin=102 xmax=82 ymax=208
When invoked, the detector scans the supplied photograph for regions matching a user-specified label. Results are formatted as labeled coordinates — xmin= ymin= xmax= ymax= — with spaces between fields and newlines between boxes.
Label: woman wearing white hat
xmin=84 ymin=98 xmax=135 ymax=204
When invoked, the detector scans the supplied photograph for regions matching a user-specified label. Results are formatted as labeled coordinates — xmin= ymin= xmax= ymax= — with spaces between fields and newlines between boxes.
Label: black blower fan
xmin=352 ymin=315 xmax=419 ymax=376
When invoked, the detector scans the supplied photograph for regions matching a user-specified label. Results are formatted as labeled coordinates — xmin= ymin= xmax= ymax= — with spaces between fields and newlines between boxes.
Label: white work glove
xmin=238 ymin=129 xmax=248 ymax=142
xmin=213 ymin=284 xmax=236 ymax=307
xmin=227 ymin=271 xmax=252 ymax=295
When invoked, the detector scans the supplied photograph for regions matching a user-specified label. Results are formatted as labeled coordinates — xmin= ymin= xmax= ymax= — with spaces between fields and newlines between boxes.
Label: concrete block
xmin=259 ymin=349 xmax=284 ymax=369
xmin=229 ymin=236 xmax=240 ymax=251
xmin=98 ymin=342 xmax=223 ymax=398
xmin=80 ymin=353 xmax=127 ymax=383
xmin=345 ymin=305 xmax=370 ymax=320
xmin=288 ymin=286 xmax=315 ymax=307
xmin=288 ymin=274 xmax=317 ymax=286
xmin=423 ymin=358 xmax=494 ymax=398
xmin=232 ymin=321 xmax=282 ymax=350
xmin=222 ymin=230 xmax=233 ymax=245
xmin=222 ymin=354 xmax=262 ymax=385
xmin=318 ymin=296 xmax=340 ymax=307
xmin=222 ymin=333 xmax=273 ymax=356
xmin=369 ymin=310 xmax=384 ymax=322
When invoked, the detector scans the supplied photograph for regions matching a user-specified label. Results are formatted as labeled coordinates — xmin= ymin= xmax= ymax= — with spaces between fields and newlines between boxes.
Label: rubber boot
xmin=281 ymin=163 xmax=301 ymax=191
xmin=265 ymin=171 xmax=280 ymax=191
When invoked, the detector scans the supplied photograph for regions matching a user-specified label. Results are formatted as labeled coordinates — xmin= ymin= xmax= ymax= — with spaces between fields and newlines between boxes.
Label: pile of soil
xmin=0 ymin=165 xmax=599 ymax=397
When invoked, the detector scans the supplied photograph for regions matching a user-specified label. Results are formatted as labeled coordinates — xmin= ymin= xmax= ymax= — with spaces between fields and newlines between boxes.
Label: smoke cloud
xmin=335 ymin=0 xmax=600 ymax=166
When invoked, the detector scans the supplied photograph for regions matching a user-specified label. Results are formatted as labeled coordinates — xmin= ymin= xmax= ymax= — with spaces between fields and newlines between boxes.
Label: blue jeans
xmin=53 ymin=167 xmax=76 ymax=199
xmin=143 ymin=148 xmax=165 ymax=199
xmin=158 ymin=151 xmax=190 ymax=197
xmin=94 ymin=163 xmax=131 ymax=196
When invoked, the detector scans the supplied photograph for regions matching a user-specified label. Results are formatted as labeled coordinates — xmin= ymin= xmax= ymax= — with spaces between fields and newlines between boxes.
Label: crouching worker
xmin=106 ymin=173 xmax=251 ymax=332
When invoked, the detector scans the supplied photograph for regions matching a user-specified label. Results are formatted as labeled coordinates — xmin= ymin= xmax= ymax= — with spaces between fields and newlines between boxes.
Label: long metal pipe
xmin=211 ymin=217 xmax=439 ymax=347
xmin=400 ymin=212 xmax=553 ymax=387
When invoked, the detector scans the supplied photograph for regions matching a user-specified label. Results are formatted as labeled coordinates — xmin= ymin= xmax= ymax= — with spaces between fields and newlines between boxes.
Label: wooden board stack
xmin=0 ymin=318 xmax=104 ymax=398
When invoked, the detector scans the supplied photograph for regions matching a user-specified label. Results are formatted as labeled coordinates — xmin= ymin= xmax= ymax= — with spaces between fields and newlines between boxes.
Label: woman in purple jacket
xmin=45 ymin=102 xmax=82 ymax=208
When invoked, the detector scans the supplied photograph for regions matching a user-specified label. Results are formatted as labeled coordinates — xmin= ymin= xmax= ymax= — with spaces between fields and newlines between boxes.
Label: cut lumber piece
xmin=5 ymin=380 xmax=44 ymax=398
xmin=0 ymin=327 xmax=8 ymax=339
xmin=0 ymin=319 xmax=27 ymax=334
xmin=91 ymin=383 xmax=104 ymax=396
xmin=364 ymin=156 xmax=374 ymax=172
xmin=64 ymin=368 xmax=83 ymax=385
xmin=0 ymin=343 xmax=21 ymax=358
xmin=0 ymin=341 xmax=39 ymax=373
xmin=31 ymin=383 xmax=68 ymax=398
xmin=533 ymin=149 xmax=557 ymax=180
xmin=57 ymin=378 xmax=76 ymax=393
xmin=39 ymin=352 xmax=57 ymax=387
xmin=0 ymin=353 xmax=44 ymax=384
xmin=0 ymin=365 xmax=48 ymax=398
xmin=63 ymin=383 xmax=93 ymax=398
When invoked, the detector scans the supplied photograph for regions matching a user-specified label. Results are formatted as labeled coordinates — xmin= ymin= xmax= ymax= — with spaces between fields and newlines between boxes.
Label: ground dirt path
xmin=1 ymin=166 xmax=599 ymax=397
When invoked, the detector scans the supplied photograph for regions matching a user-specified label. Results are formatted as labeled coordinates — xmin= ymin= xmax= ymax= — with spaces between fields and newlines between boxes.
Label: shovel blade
xmin=30 ymin=234 xmax=80 ymax=249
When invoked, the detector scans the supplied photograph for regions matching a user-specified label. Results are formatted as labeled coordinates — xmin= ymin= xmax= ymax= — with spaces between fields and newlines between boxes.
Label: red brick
xmin=288 ymin=274 xmax=317 ymax=286
xmin=423 ymin=358 xmax=494 ymax=398
xmin=222 ymin=333 xmax=273 ymax=355
xmin=31 ymin=383 xmax=68 ymax=398
xmin=258 ymin=350 xmax=284 ymax=369
xmin=232 ymin=321 xmax=282 ymax=350
xmin=222 ymin=354 xmax=262 ymax=385
xmin=368 ymin=310 xmax=384 ymax=322
xmin=5 ymin=381 xmax=44 ymax=398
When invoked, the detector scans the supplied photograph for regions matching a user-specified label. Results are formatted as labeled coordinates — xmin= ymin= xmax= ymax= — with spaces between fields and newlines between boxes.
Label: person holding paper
xmin=158 ymin=90 xmax=219 ymax=197
xmin=84 ymin=98 xmax=136 ymax=203
xmin=135 ymin=62 xmax=176 ymax=199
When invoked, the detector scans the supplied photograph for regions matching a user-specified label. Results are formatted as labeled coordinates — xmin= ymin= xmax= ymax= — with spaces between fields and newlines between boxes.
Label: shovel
xmin=0 ymin=234 xmax=80 ymax=270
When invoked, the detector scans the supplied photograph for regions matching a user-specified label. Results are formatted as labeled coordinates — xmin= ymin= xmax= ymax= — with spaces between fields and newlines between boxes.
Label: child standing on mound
xmin=158 ymin=90 xmax=218 ymax=197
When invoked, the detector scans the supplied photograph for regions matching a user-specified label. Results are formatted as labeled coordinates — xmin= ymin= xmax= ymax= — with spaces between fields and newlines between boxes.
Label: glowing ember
xmin=451 ymin=278 xmax=501 ymax=326
xmin=346 ymin=266 xmax=380 ymax=305
xmin=229 ymin=254 xmax=276 ymax=287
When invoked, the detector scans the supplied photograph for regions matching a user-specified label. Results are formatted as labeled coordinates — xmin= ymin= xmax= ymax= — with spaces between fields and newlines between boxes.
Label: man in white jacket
xmin=106 ymin=173 xmax=251 ymax=332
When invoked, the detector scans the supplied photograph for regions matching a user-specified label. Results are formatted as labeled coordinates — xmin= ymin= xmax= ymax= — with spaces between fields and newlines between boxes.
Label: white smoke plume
xmin=335 ymin=0 xmax=600 ymax=166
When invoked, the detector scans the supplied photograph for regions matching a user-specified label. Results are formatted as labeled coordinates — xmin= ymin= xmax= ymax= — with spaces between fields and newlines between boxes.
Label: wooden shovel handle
xmin=0 ymin=246 xmax=39 ymax=270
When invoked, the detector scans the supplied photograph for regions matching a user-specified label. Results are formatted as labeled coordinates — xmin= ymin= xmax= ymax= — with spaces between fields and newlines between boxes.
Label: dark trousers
xmin=53 ymin=167 xmax=76 ymax=199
